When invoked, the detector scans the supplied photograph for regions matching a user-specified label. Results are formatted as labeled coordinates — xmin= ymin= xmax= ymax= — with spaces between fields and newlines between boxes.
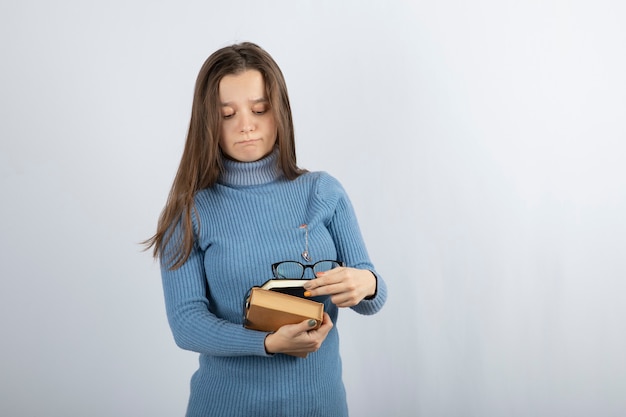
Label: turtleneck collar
xmin=218 ymin=147 xmax=283 ymax=187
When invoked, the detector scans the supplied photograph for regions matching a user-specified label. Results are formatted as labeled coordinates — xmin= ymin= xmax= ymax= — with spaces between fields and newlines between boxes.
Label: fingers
xmin=291 ymin=317 xmax=322 ymax=334
xmin=265 ymin=313 xmax=333 ymax=356
xmin=293 ymin=313 xmax=333 ymax=337
xmin=306 ymin=267 xmax=342 ymax=288
xmin=303 ymin=268 xmax=377 ymax=307
xmin=319 ymin=312 xmax=333 ymax=330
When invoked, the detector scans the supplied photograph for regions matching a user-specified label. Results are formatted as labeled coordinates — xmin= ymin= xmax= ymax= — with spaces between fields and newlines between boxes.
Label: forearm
xmin=161 ymin=255 xmax=271 ymax=357
xmin=325 ymin=190 xmax=387 ymax=314
xmin=165 ymin=297 xmax=270 ymax=356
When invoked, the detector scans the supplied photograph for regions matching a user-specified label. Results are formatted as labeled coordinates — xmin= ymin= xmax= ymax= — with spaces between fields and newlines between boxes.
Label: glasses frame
xmin=271 ymin=260 xmax=344 ymax=279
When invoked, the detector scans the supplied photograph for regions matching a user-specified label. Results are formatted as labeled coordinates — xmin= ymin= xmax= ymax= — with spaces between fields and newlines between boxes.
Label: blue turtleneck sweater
xmin=161 ymin=149 xmax=387 ymax=417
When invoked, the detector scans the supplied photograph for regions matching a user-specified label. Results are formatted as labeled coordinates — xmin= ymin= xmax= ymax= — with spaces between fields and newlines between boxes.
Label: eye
xmin=222 ymin=106 xmax=236 ymax=119
xmin=252 ymin=103 xmax=269 ymax=115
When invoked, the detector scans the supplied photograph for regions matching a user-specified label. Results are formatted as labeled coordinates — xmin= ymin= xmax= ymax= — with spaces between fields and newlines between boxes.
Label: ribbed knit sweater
xmin=161 ymin=149 xmax=387 ymax=417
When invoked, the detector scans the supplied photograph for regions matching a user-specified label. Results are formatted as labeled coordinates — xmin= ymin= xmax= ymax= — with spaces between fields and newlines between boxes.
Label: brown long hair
xmin=144 ymin=42 xmax=305 ymax=269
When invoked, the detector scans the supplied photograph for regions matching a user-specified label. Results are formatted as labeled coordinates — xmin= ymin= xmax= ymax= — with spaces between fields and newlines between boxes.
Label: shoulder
xmin=299 ymin=171 xmax=343 ymax=190
xmin=299 ymin=171 xmax=348 ymax=203
xmin=192 ymin=187 xmax=218 ymax=211
xmin=188 ymin=186 xmax=231 ymax=230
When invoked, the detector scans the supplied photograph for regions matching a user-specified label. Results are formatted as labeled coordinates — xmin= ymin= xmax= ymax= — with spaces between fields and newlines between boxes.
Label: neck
xmin=219 ymin=148 xmax=283 ymax=187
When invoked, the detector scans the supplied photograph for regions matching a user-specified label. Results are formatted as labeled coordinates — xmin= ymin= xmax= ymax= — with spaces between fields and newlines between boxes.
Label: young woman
xmin=146 ymin=42 xmax=387 ymax=417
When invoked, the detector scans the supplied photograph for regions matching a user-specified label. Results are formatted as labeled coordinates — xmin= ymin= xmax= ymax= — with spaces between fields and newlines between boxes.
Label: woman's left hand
xmin=303 ymin=267 xmax=377 ymax=308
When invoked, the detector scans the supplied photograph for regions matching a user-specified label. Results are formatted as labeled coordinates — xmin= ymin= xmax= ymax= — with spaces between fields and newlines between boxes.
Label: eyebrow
xmin=220 ymin=97 xmax=269 ymax=107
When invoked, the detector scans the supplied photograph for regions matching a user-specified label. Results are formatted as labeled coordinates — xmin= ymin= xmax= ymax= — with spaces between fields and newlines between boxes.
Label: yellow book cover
xmin=244 ymin=287 xmax=323 ymax=332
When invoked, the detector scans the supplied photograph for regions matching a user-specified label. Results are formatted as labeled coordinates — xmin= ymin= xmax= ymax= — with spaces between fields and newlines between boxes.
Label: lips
xmin=237 ymin=138 xmax=261 ymax=145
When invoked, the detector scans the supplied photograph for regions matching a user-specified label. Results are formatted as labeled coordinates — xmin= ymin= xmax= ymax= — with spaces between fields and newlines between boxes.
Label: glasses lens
xmin=312 ymin=261 xmax=341 ymax=274
xmin=274 ymin=261 xmax=304 ymax=278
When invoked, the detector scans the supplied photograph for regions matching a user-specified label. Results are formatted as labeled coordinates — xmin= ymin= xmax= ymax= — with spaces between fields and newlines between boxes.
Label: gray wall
xmin=1 ymin=1 xmax=625 ymax=416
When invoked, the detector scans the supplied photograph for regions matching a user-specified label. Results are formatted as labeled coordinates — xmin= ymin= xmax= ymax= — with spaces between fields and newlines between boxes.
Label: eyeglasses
xmin=271 ymin=260 xmax=344 ymax=279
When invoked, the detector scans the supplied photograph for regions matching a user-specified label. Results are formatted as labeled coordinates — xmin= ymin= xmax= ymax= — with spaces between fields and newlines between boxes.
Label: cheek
xmin=218 ymin=129 xmax=230 ymax=152
xmin=219 ymin=122 xmax=233 ymax=142
xmin=267 ymin=117 xmax=278 ymax=138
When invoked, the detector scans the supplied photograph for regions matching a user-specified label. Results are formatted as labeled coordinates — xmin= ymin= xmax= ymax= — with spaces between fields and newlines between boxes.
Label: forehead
xmin=218 ymin=69 xmax=266 ymax=103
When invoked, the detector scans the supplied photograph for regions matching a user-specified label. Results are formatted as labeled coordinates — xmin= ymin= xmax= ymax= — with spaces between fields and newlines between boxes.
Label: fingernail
xmin=303 ymin=291 xmax=312 ymax=297
xmin=308 ymin=319 xmax=317 ymax=327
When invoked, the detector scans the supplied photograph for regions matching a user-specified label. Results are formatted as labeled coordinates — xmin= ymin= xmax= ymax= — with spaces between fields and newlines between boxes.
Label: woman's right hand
xmin=264 ymin=313 xmax=333 ymax=357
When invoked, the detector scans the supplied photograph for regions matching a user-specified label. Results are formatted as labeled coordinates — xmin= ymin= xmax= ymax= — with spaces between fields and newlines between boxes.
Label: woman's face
xmin=218 ymin=69 xmax=277 ymax=162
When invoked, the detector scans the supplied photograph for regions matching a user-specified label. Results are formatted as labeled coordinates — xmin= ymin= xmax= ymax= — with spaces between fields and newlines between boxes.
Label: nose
xmin=240 ymin=114 xmax=254 ymax=133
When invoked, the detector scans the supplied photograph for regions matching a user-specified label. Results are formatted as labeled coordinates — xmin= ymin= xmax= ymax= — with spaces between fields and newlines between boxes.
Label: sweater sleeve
xmin=317 ymin=174 xmax=388 ymax=315
xmin=160 ymin=225 xmax=271 ymax=357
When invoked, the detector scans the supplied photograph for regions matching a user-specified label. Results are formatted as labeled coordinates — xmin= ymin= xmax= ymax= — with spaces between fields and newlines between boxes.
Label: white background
xmin=1 ymin=1 xmax=625 ymax=416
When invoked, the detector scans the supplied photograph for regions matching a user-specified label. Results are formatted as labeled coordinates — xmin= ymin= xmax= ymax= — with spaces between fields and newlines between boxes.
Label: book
xmin=259 ymin=278 xmax=327 ymax=302
xmin=244 ymin=287 xmax=325 ymax=358
xmin=244 ymin=287 xmax=324 ymax=333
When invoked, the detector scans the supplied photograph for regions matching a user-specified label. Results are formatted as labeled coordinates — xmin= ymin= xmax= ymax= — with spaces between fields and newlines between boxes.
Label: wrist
xmin=264 ymin=333 xmax=279 ymax=355
xmin=364 ymin=270 xmax=378 ymax=300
